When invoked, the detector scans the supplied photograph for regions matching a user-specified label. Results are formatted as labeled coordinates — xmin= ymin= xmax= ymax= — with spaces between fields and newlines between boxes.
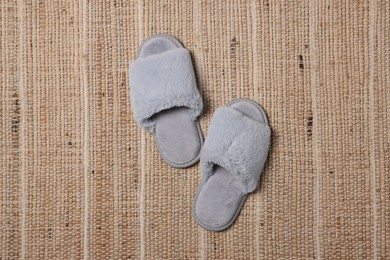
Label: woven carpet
xmin=1 ymin=0 xmax=389 ymax=259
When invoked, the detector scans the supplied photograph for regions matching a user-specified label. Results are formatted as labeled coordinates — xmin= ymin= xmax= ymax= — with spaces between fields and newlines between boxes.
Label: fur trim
xmin=129 ymin=48 xmax=203 ymax=132
xmin=200 ymin=107 xmax=270 ymax=193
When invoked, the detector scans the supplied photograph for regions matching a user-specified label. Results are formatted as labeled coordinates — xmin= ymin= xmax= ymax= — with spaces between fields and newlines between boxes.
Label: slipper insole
xmin=194 ymin=100 xmax=268 ymax=230
xmin=138 ymin=36 xmax=202 ymax=167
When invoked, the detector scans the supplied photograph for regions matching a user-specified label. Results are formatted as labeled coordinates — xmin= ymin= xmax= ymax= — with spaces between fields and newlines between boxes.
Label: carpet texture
xmin=1 ymin=0 xmax=389 ymax=259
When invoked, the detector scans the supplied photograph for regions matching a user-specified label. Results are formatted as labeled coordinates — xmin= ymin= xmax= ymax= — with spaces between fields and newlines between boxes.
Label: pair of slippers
xmin=129 ymin=34 xmax=271 ymax=231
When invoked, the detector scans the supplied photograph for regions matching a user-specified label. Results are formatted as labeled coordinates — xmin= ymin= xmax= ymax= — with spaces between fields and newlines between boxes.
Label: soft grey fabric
xmin=193 ymin=99 xmax=271 ymax=231
xmin=129 ymin=48 xmax=203 ymax=132
xmin=194 ymin=166 xmax=245 ymax=228
xmin=200 ymin=105 xmax=271 ymax=193
xmin=138 ymin=35 xmax=180 ymax=57
xmin=152 ymin=107 xmax=202 ymax=167
xmin=129 ymin=34 xmax=203 ymax=168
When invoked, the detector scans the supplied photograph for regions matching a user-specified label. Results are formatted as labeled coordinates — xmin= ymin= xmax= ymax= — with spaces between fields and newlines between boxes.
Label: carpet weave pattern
xmin=1 ymin=1 xmax=389 ymax=259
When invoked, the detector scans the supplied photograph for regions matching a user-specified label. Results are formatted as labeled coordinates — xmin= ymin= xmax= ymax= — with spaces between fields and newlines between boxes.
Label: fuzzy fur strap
xmin=201 ymin=106 xmax=271 ymax=193
xmin=129 ymin=48 xmax=203 ymax=132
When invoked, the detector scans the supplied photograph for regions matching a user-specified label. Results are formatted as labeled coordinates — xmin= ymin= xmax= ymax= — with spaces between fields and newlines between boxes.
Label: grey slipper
xmin=193 ymin=99 xmax=271 ymax=231
xmin=129 ymin=34 xmax=203 ymax=168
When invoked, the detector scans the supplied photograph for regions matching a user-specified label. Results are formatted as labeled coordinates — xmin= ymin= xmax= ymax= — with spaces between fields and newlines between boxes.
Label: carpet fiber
xmin=1 ymin=0 xmax=389 ymax=259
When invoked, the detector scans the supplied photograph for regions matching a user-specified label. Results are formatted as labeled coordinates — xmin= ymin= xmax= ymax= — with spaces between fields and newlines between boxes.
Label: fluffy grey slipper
xmin=129 ymin=34 xmax=203 ymax=168
xmin=193 ymin=99 xmax=271 ymax=231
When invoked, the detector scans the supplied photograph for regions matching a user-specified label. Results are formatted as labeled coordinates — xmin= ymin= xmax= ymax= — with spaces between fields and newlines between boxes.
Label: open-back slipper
xmin=129 ymin=34 xmax=203 ymax=168
xmin=193 ymin=99 xmax=271 ymax=231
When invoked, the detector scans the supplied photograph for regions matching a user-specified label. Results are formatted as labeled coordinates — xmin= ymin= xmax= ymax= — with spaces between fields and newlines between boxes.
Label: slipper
xmin=193 ymin=99 xmax=271 ymax=231
xmin=129 ymin=34 xmax=203 ymax=168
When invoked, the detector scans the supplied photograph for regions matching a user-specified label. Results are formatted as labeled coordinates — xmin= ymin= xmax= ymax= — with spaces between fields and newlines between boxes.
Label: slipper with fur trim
xmin=193 ymin=99 xmax=271 ymax=231
xmin=129 ymin=34 xmax=203 ymax=168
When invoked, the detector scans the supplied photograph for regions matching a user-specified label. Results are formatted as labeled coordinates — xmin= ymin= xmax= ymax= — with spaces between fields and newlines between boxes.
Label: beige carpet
xmin=1 ymin=0 xmax=389 ymax=259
